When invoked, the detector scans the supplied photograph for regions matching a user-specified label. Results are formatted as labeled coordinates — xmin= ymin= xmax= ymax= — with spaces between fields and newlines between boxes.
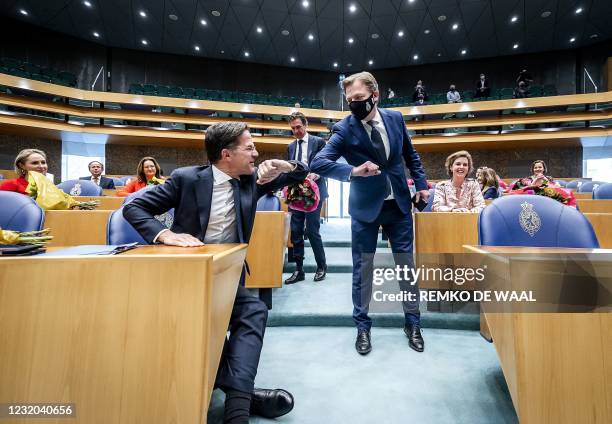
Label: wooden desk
xmin=44 ymin=210 xmax=113 ymax=246
xmin=574 ymin=192 xmax=593 ymax=200
xmin=74 ymin=196 xmax=124 ymax=210
xmin=0 ymin=244 xmax=247 ymax=424
xmin=462 ymin=245 xmax=612 ymax=424
xmin=577 ymin=199 xmax=612 ymax=213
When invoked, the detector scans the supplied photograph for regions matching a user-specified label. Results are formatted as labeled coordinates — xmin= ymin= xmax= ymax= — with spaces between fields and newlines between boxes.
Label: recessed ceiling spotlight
xmin=308 ymin=33 xmax=314 ymax=40
xmin=200 ymin=19 xmax=207 ymax=25
xmin=290 ymin=57 xmax=296 ymax=62
xmin=461 ymin=49 xmax=467 ymax=55
xmin=513 ymin=43 xmax=519 ymax=49
xmin=194 ymin=45 xmax=200 ymax=51
xmin=302 ymin=0 xmax=310 ymax=8
xmin=93 ymin=31 xmax=100 ymax=38
xmin=221 ymin=50 xmax=225 ymax=54
xmin=368 ymin=59 xmax=373 ymax=65
xmin=409 ymin=0 xmax=416 ymax=3
xmin=371 ymin=33 xmax=379 ymax=39
xmin=19 ymin=9 xmax=28 ymax=16
xmin=398 ymin=30 xmax=404 ymax=37
xmin=169 ymin=14 xmax=178 ymax=21
xmin=244 ymin=51 xmax=250 ymax=57
xmin=281 ymin=29 xmax=290 ymax=36
xmin=333 ymin=62 xmax=338 ymax=67
xmin=139 ymin=10 xmax=147 ymax=18
xmin=590 ymin=33 xmax=598 ymax=38
xmin=437 ymin=52 xmax=442 ymax=57
xmin=211 ymin=10 xmax=221 ymax=17
xmin=575 ymin=7 xmax=583 ymax=14
xmin=452 ymin=23 xmax=459 ymax=30
xmin=511 ymin=16 xmax=518 ymax=23
xmin=424 ymin=29 xmax=430 ymax=34
xmin=569 ymin=37 xmax=576 ymax=43
xmin=141 ymin=39 xmax=148 ymax=45
xmin=348 ymin=37 xmax=354 ymax=44
xmin=256 ymin=26 xmax=262 ymax=33
xmin=83 ymin=1 xmax=92 ymax=7
xmin=541 ymin=11 xmax=552 ymax=18
xmin=347 ymin=63 xmax=352 ymax=67
xmin=349 ymin=4 xmax=357 ymax=13
xmin=438 ymin=15 xmax=446 ymax=22
xmin=413 ymin=54 xmax=419 ymax=60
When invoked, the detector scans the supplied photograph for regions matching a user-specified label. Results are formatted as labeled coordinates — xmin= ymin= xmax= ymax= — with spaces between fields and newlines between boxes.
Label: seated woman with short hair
xmin=432 ymin=150 xmax=486 ymax=213
xmin=117 ymin=156 xmax=165 ymax=197
xmin=481 ymin=168 xmax=500 ymax=199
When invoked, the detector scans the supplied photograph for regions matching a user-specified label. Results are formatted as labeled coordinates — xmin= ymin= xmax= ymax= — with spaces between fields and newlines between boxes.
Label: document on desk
xmin=42 ymin=243 xmax=139 ymax=256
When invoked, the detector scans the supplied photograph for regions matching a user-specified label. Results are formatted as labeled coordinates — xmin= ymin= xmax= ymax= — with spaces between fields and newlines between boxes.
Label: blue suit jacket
xmin=287 ymin=134 xmax=328 ymax=199
xmin=310 ymin=108 xmax=427 ymax=223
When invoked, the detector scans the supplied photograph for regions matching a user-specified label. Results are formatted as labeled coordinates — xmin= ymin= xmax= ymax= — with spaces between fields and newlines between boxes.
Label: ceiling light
xmin=569 ymin=37 xmax=576 ymax=43
xmin=437 ymin=52 xmax=442 ymax=57
xmin=83 ymin=1 xmax=92 ymax=7
xmin=244 ymin=51 xmax=250 ymax=57
xmin=413 ymin=54 xmax=419 ymax=60
xmin=347 ymin=63 xmax=352 ymax=67
xmin=575 ymin=7 xmax=583 ymax=14
xmin=200 ymin=19 xmax=207 ymax=25
xmin=424 ymin=29 xmax=430 ymax=34
xmin=333 ymin=62 xmax=338 ymax=67
xmin=349 ymin=4 xmax=357 ymax=13
xmin=590 ymin=34 xmax=598 ymax=39
xmin=93 ymin=31 xmax=100 ymax=38
xmin=141 ymin=39 xmax=148 ymax=45
xmin=541 ymin=11 xmax=552 ymax=18
xmin=302 ymin=0 xmax=310 ymax=7
xmin=256 ymin=26 xmax=262 ymax=33
xmin=211 ymin=10 xmax=221 ymax=17
xmin=19 ymin=9 xmax=28 ymax=16
xmin=139 ymin=10 xmax=147 ymax=18
xmin=513 ymin=43 xmax=519 ymax=49
xmin=308 ymin=33 xmax=314 ymax=40
xmin=194 ymin=45 xmax=200 ymax=51
xmin=169 ymin=14 xmax=178 ymax=21
xmin=409 ymin=0 xmax=416 ymax=3
xmin=452 ymin=23 xmax=459 ymax=30
xmin=221 ymin=50 xmax=225 ymax=54
xmin=461 ymin=49 xmax=467 ymax=55
xmin=398 ymin=31 xmax=404 ymax=37
xmin=437 ymin=15 xmax=446 ymax=22
xmin=290 ymin=57 xmax=296 ymax=62
xmin=368 ymin=59 xmax=373 ymax=65
xmin=371 ymin=33 xmax=379 ymax=39
xmin=282 ymin=29 xmax=290 ymax=35
xmin=510 ymin=16 xmax=518 ymax=23
xmin=348 ymin=37 xmax=354 ymax=44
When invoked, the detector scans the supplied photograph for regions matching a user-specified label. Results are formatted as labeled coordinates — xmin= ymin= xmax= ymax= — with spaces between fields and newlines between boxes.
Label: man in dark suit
xmin=311 ymin=72 xmax=429 ymax=355
xmin=79 ymin=161 xmax=115 ymax=189
xmin=474 ymin=73 xmax=490 ymax=98
xmin=124 ymin=122 xmax=307 ymax=424
xmin=284 ymin=111 xmax=328 ymax=284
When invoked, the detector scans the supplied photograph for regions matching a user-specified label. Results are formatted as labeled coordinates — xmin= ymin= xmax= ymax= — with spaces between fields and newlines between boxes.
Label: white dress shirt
xmin=204 ymin=165 xmax=239 ymax=244
xmin=361 ymin=110 xmax=394 ymax=200
xmin=91 ymin=176 xmax=100 ymax=186
xmin=293 ymin=132 xmax=309 ymax=163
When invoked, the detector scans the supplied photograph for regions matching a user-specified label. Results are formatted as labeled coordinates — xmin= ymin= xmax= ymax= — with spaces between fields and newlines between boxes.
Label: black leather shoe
xmin=404 ymin=324 xmax=424 ymax=352
xmin=284 ymin=271 xmax=305 ymax=285
xmin=250 ymin=388 xmax=294 ymax=418
xmin=313 ymin=266 xmax=327 ymax=282
xmin=355 ymin=329 xmax=372 ymax=355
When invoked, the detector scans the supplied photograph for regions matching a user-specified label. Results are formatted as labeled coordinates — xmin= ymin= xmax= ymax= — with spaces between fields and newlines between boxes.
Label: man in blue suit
xmin=285 ymin=111 xmax=328 ymax=284
xmin=311 ymin=72 xmax=429 ymax=355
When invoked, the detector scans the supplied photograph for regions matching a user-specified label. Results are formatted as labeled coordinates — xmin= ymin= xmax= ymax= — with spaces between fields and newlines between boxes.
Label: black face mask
xmin=349 ymin=94 xmax=376 ymax=121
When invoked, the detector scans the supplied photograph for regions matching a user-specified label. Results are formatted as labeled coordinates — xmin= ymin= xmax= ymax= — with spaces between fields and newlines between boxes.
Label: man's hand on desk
xmin=257 ymin=159 xmax=295 ymax=184
xmin=158 ymin=230 xmax=204 ymax=247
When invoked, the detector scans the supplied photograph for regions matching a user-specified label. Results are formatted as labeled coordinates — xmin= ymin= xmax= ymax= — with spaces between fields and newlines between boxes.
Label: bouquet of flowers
xmin=21 ymin=171 xmax=100 ymax=210
xmin=508 ymin=178 xmax=576 ymax=207
xmin=282 ymin=176 xmax=320 ymax=212
xmin=0 ymin=227 xmax=52 ymax=246
xmin=147 ymin=176 xmax=165 ymax=186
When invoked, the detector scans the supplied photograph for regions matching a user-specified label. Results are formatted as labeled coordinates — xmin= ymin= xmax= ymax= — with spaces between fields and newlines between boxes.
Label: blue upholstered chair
xmin=593 ymin=183 xmax=612 ymax=199
xmin=107 ymin=186 xmax=174 ymax=245
xmin=565 ymin=180 xmax=584 ymax=190
xmin=577 ymin=181 xmax=606 ymax=193
xmin=120 ymin=176 xmax=134 ymax=185
xmin=555 ymin=180 xmax=567 ymax=187
xmin=57 ymin=179 xmax=103 ymax=196
xmin=421 ymin=188 xmax=436 ymax=212
xmin=111 ymin=177 xmax=124 ymax=187
xmin=0 ymin=191 xmax=44 ymax=232
xmin=256 ymin=193 xmax=281 ymax=211
xmin=478 ymin=195 xmax=599 ymax=248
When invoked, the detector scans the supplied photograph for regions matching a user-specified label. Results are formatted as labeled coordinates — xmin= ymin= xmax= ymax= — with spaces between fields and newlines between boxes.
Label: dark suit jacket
xmin=286 ymin=134 xmax=328 ymax=199
xmin=310 ymin=108 xmax=427 ymax=223
xmin=79 ymin=175 xmax=115 ymax=189
xmin=123 ymin=161 xmax=308 ymax=244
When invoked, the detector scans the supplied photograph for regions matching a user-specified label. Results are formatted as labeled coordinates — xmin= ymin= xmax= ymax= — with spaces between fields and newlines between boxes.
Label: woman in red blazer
xmin=117 ymin=156 xmax=165 ymax=197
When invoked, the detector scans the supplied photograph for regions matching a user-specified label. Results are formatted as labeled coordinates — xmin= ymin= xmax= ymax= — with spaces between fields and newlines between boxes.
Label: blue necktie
xmin=296 ymin=139 xmax=304 ymax=162
xmin=367 ymin=120 xmax=391 ymax=197
xmin=229 ymin=179 xmax=244 ymax=243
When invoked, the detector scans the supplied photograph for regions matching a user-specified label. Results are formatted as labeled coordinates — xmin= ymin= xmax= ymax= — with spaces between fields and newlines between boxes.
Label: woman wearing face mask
xmin=447 ymin=84 xmax=462 ymax=103
xmin=432 ymin=150 xmax=485 ymax=213
xmin=116 ymin=156 xmax=165 ymax=197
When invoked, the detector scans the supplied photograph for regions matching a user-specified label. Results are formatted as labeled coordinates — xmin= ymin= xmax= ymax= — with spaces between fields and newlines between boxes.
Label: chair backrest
xmin=120 ymin=175 xmax=135 ymax=184
xmin=593 ymin=183 xmax=612 ymax=199
xmin=111 ymin=177 xmax=124 ymax=187
xmin=565 ymin=180 xmax=584 ymax=189
xmin=0 ymin=191 xmax=44 ymax=232
xmin=107 ymin=187 xmax=174 ymax=244
xmin=256 ymin=193 xmax=281 ymax=211
xmin=555 ymin=179 xmax=567 ymax=187
xmin=422 ymin=188 xmax=436 ymax=212
xmin=57 ymin=179 xmax=103 ymax=196
xmin=577 ymin=181 xmax=605 ymax=193
xmin=478 ymin=195 xmax=599 ymax=248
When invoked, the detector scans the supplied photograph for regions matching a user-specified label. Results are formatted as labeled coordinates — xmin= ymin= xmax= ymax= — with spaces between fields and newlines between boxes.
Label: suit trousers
xmin=350 ymin=200 xmax=420 ymax=330
xmin=215 ymin=284 xmax=268 ymax=394
xmin=289 ymin=200 xmax=326 ymax=269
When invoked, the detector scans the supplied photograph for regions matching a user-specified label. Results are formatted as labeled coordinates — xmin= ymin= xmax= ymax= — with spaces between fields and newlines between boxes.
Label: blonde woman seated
xmin=432 ymin=150 xmax=486 ymax=213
